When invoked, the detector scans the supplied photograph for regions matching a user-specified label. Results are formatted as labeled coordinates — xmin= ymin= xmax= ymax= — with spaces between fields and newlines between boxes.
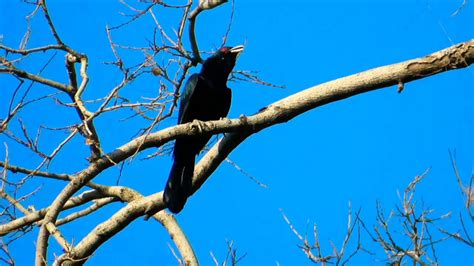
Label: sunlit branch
xmin=188 ymin=0 xmax=229 ymax=64
xmin=54 ymin=190 xmax=197 ymax=265
xmin=0 ymin=190 xmax=110 ymax=236
xmin=36 ymin=39 xmax=473 ymax=265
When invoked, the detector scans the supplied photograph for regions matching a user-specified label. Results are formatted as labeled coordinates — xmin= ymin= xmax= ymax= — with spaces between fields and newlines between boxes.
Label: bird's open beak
xmin=230 ymin=45 xmax=245 ymax=54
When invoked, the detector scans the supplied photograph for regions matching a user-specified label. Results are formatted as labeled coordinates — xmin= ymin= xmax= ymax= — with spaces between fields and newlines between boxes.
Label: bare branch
xmin=56 ymin=197 xmax=117 ymax=226
xmin=0 ymin=44 xmax=65 ymax=55
xmin=231 ymin=70 xmax=285 ymax=89
xmin=0 ymin=238 xmax=15 ymax=266
xmin=154 ymin=211 xmax=199 ymax=266
xmin=0 ymin=190 xmax=113 ymax=236
xmin=451 ymin=0 xmax=468 ymax=16
xmin=0 ymin=67 xmax=72 ymax=94
xmin=188 ymin=0 xmax=229 ymax=64
xmin=224 ymin=157 xmax=268 ymax=188
xmin=19 ymin=185 xmax=196 ymax=265
xmin=191 ymin=40 xmax=474 ymax=199
xmin=281 ymin=205 xmax=363 ymax=265
xmin=39 ymin=0 xmax=64 ymax=46
xmin=367 ymin=170 xmax=453 ymax=265
xmin=32 ymin=39 xmax=474 ymax=265
xmin=54 ymin=191 xmax=198 ymax=266
xmin=449 ymin=150 xmax=474 ymax=217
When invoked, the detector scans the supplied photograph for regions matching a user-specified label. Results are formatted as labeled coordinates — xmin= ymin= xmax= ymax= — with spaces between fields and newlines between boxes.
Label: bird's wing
xmin=178 ymin=74 xmax=199 ymax=124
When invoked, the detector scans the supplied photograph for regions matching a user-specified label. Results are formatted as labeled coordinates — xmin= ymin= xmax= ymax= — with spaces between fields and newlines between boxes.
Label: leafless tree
xmin=0 ymin=0 xmax=473 ymax=265
xmin=284 ymin=163 xmax=474 ymax=265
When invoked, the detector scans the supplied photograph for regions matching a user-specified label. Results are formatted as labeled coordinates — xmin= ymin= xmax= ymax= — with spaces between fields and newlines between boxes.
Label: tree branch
xmin=0 ymin=67 xmax=72 ymax=94
xmin=0 ymin=190 xmax=111 ymax=236
xmin=191 ymin=39 xmax=474 ymax=197
xmin=54 ymin=189 xmax=197 ymax=266
xmin=188 ymin=0 xmax=228 ymax=64
xmin=35 ymin=39 xmax=473 ymax=265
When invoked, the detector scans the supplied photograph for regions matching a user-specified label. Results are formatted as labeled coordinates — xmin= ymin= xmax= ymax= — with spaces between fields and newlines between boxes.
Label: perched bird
xmin=164 ymin=45 xmax=244 ymax=213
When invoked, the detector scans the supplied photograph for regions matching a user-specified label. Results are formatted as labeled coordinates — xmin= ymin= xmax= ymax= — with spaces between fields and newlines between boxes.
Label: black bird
xmin=164 ymin=45 xmax=244 ymax=213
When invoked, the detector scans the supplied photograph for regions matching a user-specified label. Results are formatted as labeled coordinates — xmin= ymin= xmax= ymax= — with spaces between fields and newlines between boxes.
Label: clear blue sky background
xmin=1 ymin=0 xmax=473 ymax=265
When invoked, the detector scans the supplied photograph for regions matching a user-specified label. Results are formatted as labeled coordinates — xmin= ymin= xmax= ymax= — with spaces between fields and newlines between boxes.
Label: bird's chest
xmin=187 ymin=85 xmax=230 ymax=121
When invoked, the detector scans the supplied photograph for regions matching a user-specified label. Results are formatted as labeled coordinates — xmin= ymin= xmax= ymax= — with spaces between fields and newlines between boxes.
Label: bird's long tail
xmin=164 ymin=154 xmax=195 ymax=213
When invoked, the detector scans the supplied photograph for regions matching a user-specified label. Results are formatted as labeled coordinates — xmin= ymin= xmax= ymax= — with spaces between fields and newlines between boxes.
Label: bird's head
xmin=200 ymin=45 xmax=244 ymax=83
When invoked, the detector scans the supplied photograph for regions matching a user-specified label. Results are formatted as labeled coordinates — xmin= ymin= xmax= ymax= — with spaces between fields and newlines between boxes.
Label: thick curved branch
xmin=188 ymin=7 xmax=204 ymax=64
xmin=35 ymin=39 xmax=474 ymax=265
xmin=55 ymin=193 xmax=163 ymax=265
xmin=154 ymin=212 xmax=198 ymax=265
xmin=64 ymin=54 xmax=102 ymax=160
xmin=188 ymin=0 xmax=228 ymax=64
xmin=55 ymin=190 xmax=197 ymax=266
xmin=0 ymin=190 xmax=111 ymax=236
xmin=191 ymin=39 xmax=474 ymax=194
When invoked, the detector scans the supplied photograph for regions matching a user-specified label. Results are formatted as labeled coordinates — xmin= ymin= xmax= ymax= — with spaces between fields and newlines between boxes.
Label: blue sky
xmin=1 ymin=0 xmax=473 ymax=265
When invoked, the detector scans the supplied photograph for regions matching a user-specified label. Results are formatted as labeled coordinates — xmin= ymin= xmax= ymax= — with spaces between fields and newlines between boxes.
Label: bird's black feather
xmin=164 ymin=45 xmax=243 ymax=213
